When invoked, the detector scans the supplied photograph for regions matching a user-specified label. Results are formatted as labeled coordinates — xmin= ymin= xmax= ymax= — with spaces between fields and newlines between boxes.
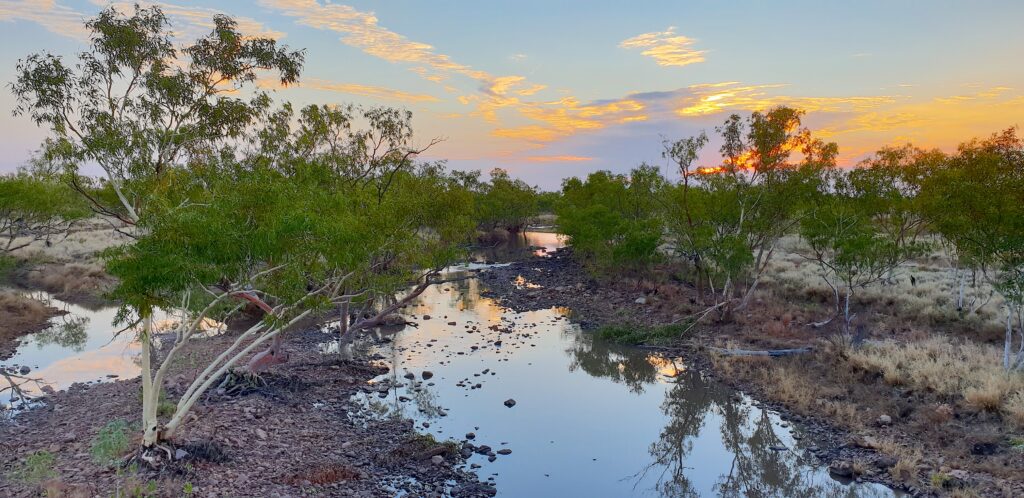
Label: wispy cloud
xmin=620 ymin=27 xmax=705 ymax=67
xmin=671 ymin=82 xmax=896 ymax=116
xmin=99 ymin=1 xmax=286 ymax=40
xmin=522 ymin=155 xmax=593 ymax=162
xmin=0 ymin=0 xmax=89 ymax=41
xmin=2 ymin=1 xmax=285 ymax=42
xmin=296 ymin=78 xmax=440 ymax=103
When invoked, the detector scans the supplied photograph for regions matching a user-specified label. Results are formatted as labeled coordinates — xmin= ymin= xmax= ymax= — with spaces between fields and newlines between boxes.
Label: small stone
xmin=829 ymin=461 xmax=854 ymax=478
xmin=404 ymin=372 xmax=416 ymax=380
xmin=174 ymin=449 xmax=189 ymax=461
xmin=423 ymin=315 xmax=432 ymax=320
xmin=496 ymin=449 xmax=511 ymax=455
xmin=634 ymin=297 xmax=647 ymax=305
xmin=430 ymin=455 xmax=444 ymax=465
xmin=503 ymin=399 xmax=516 ymax=408
xmin=422 ymin=371 xmax=434 ymax=380
xmin=877 ymin=414 xmax=892 ymax=426
xmin=465 ymin=432 xmax=476 ymax=440
xmin=254 ymin=429 xmax=268 ymax=440
xmin=18 ymin=365 xmax=30 ymax=375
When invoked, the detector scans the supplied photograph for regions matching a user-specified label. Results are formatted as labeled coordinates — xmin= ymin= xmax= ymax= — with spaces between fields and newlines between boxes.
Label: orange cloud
xmin=493 ymin=96 xmax=647 ymax=143
xmin=675 ymin=82 xmax=896 ymax=116
xmin=299 ymin=78 xmax=440 ymax=103
xmin=621 ymin=27 xmax=706 ymax=67
xmin=523 ymin=155 xmax=593 ymax=162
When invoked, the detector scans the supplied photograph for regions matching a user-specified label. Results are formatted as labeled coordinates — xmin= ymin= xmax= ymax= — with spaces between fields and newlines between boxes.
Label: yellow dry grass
xmin=848 ymin=336 xmax=1024 ymax=423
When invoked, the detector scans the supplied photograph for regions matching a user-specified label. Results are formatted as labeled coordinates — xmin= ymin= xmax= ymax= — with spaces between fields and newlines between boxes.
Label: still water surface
xmin=347 ymin=232 xmax=897 ymax=497
xmin=2 ymin=232 xmax=896 ymax=496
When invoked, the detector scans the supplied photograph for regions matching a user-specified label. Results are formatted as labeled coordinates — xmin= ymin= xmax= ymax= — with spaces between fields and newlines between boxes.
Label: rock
xmin=474 ymin=445 xmax=492 ymax=455
xmin=423 ymin=315 xmax=432 ymax=320
xmin=875 ymin=456 xmax=898 ymax=469
xmin=769 ymin=444 xmax=787 ymax=451
xmin=829 ymin=461 xmax=854 ymax=478
xmin=430 ymin=455 xmax=444 ymax=465
xmin=634 ymin=297 xmax=647 ymax=305
xmin=503 ymin=398 xmax=516 ymax=408
xmin=496 ymin=449 xmax=511 ymax=455
xmin=18 ymin=365 xmax=30 ymax=375
xmin=422 ymin=371 xmax=434 ymax=380
xmin=877 ymin=414 xmax=892 ymax=426
xmin=404 ymin=372 xmax=416 ymax=380
xmin=448 ymin=321 xmax=457 ymax=326
xmin=254 ymin=428 xmax=268 ymax=440
xmin=174 ymin=448 xmax=189 ymax=461
xmin=465 ymin=432 xmax=476 ymax=440
xmin=487 ymin=455 xmax=497 ymax=462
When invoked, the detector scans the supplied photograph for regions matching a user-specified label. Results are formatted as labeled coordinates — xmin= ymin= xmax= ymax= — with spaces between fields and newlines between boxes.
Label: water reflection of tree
xmin=33 ymin=314 xmax=89 ymax=351
xmin=564 ymin=331 xmax=658 ymax=394
xmin=643 ymin=368 xmax=885 ymax=498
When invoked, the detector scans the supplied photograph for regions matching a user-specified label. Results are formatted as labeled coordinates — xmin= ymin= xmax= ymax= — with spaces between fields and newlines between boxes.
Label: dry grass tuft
xmin=15 ymin=262 xmax=115 ymax=306
xmin=848 ymin=336 xmax=1024 ymax=425
xmin=876 ymin=438 xmax=923 ymax=483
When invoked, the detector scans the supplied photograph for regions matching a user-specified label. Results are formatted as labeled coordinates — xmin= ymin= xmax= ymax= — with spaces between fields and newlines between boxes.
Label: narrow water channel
xmin=3 ymin=232 xmax=898 ymax=496
xmin=347 ymin=232 xmax=898 ymax=497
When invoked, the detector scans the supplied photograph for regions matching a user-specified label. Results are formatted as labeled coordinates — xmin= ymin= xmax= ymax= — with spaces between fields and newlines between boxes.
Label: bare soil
xmin=479 ymin=248 xmax=1024 ymax=497
xmin=0 ymin=326 xmax=494 ymax=497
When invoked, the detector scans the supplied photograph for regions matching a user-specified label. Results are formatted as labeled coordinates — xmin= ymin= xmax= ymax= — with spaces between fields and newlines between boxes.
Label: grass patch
xmin=596 ymin=322 xmax=689 ymax=345
xmin=8 ymin=450 xmax=57 ymax=483
xmin=91 ymin=420 xmax=131 ymax=466
xmin=848 ymin=336 xmax=1024 ymax=426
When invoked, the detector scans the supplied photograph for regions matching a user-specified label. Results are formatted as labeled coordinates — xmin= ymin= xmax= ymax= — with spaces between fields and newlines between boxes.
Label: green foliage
xmin=91 ymin=419 xmax=131 ymax=466
xmin=663 ymin=107 xmax=834 ymax=307
xmin=557 ymin=165 xmax=666 ymax=273
xmin=11 ymin=4 xmax=304 ymax=222
xmin=0 ymin=171 xmax=90 ymax=253
xmin=462 ymin=168 xmax=539 ymax=232
xmin=800 ymin=168 xmax=930 ymax=331
xmin=8 ymin=450 xmax=57 ymax=483
xmin=596 ymin=323 xmax=690 ymax=345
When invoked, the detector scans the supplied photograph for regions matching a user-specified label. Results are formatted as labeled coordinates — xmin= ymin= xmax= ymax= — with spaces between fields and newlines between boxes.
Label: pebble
xmin=503 ymin=399 xmax=516 ymax=408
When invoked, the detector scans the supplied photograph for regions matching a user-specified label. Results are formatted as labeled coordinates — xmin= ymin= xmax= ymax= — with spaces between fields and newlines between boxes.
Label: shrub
xmin=8 ymin=450 xmax=57 ymax=483
xmin=91 ymin=420 xmax=131 ymax=466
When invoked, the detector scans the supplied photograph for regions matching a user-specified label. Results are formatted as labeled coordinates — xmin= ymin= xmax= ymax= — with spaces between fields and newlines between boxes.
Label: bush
xmin=91 ymin=420 xmax=131 ymax=466
xmin=596 ymin=322 xmax=688 ymax=345
xmin=8 ymin=450 xmax=57 ymax=483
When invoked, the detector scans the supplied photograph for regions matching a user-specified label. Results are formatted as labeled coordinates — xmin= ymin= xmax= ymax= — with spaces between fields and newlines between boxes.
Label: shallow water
xmin=0 ymin=293 xmax=217 ymax=409
xmin=2 ymin=233 xmax=897 ymax=496
xmin=348 ymin=233 xmax=898 ymax=497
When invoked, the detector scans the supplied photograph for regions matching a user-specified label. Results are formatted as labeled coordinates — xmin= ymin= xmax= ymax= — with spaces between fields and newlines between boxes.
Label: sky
xmin=1 ymin=0 xmax=1023 ymax=190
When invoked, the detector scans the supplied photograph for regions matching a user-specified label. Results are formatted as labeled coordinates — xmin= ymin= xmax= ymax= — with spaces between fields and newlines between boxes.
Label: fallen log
xmin=708 ymin=346 xmax=813 ymax=357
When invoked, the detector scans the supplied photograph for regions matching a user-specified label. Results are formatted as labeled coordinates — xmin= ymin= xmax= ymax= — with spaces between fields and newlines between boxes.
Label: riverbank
xmin=1 ymin=325 xmax=495 ymax=497
xmin=478 ymin=248 xmax=1024 ymax=497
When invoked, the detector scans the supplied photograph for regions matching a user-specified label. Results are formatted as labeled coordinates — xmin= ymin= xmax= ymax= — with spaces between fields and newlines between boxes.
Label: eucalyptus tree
xmin=663 ymin=107 xmax=834 ymax=316
xmin=920 ymin=128 xmax=1024 ymax=370
xmin=10 ymin=4 xmax=303 ymax=225
xmin=799 ymin=168 xmax=928 ymax=342
xmin=104 ymin=122 xmax=472 ymax=455
xmin=0 ymin=171 xmax=89 ymax=254
xmin=557 ymin=165 xmax=666 ymax=275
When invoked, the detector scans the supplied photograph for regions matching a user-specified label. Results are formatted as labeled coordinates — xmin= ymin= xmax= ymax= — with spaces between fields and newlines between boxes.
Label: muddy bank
xmin=478 ymin=249 xmax=1024 ymax=497
xmin=0 ymin=292 xmax=66 ymax=360
xmin=1 ymin=326 xmax=494 ymax=497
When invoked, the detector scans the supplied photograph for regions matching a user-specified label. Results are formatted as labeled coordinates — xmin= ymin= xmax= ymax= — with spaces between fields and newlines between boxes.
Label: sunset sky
xmin=1 ymin=0 xmax=1022 ymax=189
